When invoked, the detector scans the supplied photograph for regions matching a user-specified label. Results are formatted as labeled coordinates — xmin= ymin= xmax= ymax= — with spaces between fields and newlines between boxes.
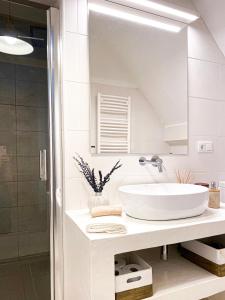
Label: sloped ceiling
xmin=192 ymin=0 xmax=225 ymax=57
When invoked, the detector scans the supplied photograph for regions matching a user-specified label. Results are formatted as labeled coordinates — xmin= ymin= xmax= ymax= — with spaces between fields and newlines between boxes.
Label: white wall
xmin=60 ymin=0 xmax=225 ymax=298
xmin=192 ymin=0 xmax=225 ymax=58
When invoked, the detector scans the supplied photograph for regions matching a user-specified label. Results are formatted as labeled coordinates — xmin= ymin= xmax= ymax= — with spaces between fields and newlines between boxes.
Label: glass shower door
xmin=0 ymin=1 xmax=51 ymax=299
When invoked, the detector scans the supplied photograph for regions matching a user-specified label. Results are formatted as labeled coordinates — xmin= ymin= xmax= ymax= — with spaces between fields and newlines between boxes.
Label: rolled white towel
xmin=86 ymin=223 xmax=127 ymax=234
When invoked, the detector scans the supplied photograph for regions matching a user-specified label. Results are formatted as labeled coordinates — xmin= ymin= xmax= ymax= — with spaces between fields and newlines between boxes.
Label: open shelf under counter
xmin=138 ymin=248 xmax=225 ymax=300
xmin=65 ymin=204 xmax=225 ymax=300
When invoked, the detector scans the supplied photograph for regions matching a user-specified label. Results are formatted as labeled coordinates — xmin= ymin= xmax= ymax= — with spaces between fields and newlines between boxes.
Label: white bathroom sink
xmin=119 ymin=183 xmax=209 ymax=221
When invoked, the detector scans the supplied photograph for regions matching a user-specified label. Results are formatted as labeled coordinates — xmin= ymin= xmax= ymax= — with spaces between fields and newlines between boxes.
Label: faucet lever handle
xmin=139 ymin=157 xmax=147 ymax=166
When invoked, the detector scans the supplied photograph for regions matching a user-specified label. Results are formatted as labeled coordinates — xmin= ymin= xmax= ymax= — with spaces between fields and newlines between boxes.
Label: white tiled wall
xmin=61 ymin=0 xmax=89 ymax=211
xmin=61 ymin=0 xmax=225 ymax=211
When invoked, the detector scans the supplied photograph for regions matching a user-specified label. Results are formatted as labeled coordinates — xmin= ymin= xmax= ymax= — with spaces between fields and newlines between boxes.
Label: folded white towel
xmin=86 ymin=223 xmax=127 ymax=234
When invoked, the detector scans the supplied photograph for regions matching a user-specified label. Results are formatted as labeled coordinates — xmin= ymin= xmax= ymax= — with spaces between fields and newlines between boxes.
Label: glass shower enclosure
xmin=0 ymin=1 xmax=62 ymax=299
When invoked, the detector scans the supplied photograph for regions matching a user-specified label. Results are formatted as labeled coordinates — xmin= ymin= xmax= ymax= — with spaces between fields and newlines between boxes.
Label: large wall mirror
xmin=89 ymin=1 xmax=188 ymax=155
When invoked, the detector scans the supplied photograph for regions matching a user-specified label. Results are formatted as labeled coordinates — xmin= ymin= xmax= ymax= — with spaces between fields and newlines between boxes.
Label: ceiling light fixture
xmin=0 ymin=36 xmax=33 ymax=55
xmin=89 ymin=2 xmax=183 ymax=33
xmin=0 ymin=2 xmax=33 ymax=56
xmin=113 ymin=0 xmax=199 ymax=23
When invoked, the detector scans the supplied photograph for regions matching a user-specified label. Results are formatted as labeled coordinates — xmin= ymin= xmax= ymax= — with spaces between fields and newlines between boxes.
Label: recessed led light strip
xmin=109 ymin=0 xmax=199 ymax=23
xmin=88 ymin=1 xmax=185 ymax=33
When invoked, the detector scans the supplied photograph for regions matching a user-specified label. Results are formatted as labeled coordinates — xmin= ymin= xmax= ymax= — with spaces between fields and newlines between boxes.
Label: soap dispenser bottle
xmin=209 ymin=181 xmax=220 ymax=209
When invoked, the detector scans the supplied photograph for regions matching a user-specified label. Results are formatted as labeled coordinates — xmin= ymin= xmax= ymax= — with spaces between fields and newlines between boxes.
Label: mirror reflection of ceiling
xmin=90 ymin=12 xmax=187 ymax=129
xmin=0 ymin=1 xmax=46 ymax=25
xmin=27 ymin=0 xmax=58 ymax=8
xmin=0 ymin=0 xmax=47 ymax=67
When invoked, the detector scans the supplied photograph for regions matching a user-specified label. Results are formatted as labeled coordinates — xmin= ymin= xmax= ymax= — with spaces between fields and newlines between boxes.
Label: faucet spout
xmin=158 ymin=164 xmax=163 ymax=173
xmin=139 ymin=155 xmax=163 ymax=173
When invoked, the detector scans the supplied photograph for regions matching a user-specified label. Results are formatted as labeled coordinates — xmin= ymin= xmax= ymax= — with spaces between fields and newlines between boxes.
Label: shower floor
xmin=0 ymin=253 xmax=50 ymax=300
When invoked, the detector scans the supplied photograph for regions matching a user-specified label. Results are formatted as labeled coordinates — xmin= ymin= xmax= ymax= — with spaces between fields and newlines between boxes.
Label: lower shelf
xmin=137 ymin=248 xmax=225 ymax=300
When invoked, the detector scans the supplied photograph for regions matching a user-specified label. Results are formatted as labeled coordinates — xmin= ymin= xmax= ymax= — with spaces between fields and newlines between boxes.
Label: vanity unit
xmin=66 ymin=206 xmax=225 ymax=300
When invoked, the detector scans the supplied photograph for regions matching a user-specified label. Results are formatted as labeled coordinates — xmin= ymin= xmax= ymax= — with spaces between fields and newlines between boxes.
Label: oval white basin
xmin=119 ymin=183 xmax=209 ymax=221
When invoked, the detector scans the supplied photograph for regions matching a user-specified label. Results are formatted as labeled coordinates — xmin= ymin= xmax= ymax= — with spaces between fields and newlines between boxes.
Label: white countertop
xmin=66 ymin=204 xmax=225 ymax=252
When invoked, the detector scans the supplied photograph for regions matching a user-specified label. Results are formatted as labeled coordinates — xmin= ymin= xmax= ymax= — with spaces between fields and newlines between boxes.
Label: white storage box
xmin=181 ymin=236 xmax=225 ymax=277
xmin=181 ymin=238 xmax=225 ymax=265
xmin=115 ymin=252 xmax=153 ymax=299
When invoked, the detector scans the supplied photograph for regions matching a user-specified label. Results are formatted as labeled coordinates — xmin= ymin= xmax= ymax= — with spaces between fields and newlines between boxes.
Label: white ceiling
xmin=192 ymin=0 xmax=225 ymax=57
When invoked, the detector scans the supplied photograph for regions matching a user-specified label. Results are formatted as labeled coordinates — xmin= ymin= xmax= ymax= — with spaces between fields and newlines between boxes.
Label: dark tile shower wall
xmin=0 ymin=61 xmax=49 ymax=260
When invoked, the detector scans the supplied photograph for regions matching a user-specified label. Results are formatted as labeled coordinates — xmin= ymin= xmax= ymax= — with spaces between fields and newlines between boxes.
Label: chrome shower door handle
xmin=40 ymin=149 xmax=47 ymax=181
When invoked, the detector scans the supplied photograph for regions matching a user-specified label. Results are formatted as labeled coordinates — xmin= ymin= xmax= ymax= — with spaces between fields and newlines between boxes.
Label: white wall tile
xmin=218 ymin=172 xmax=225 ymax=182
xmin=78 ymin=0 xmax=88 ymax=35
xmin=63 ymin=32 xmax=89 ymax=83
xmin=62 ymin=0 xmax=88 ymax=35
xmin=92 ymin=155 xmax=144 ymax=176
xmin=190 ymin=98 xmax=225 ymax=138
xmin=188 ymin=19 xmax=225 ymax=64
xmin=191 ymin=171 xmax=218 ymax=184
xmin=217 ymin=101 xmax=225 ymax=136
xmin=215 ymin=137 xmax=225 ymax=172
xmin=219 ymin=64 xmax=225 ymax=101
xmin=64 ymin=130 xmax=90 ymax=179
xmin=65 ymin=178 xmax=89 ymax=210
xmin=64 ymin=81 xmax=89 ymax=131
xmin=189 ymin=97 xmax=219 ymax=136
xmin=189 ymin=58 xmax=221 ymax=100
xmin=63 ymin=0 xmax=78 ymax=33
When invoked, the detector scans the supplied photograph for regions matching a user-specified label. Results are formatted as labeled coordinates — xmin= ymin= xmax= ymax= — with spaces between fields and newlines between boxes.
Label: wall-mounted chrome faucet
xmin=139 ymin=155 xmax=163 ymax=173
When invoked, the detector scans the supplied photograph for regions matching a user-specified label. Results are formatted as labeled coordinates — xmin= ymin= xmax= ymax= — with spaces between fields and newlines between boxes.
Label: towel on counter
xmin=91 ymin=205 xmax=122 ymax=218
xmin=86 ymin=223 xmax=127 ymax=234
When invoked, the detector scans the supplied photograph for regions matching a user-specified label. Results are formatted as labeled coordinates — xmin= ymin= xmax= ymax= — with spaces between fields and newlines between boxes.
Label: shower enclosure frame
xmin=47 ymin=7 xmax=64 ymax=300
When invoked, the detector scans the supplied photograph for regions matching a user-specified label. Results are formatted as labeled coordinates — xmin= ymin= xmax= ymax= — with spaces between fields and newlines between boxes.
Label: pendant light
xmin=0 ymin=1 xmax=34 ymax=55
